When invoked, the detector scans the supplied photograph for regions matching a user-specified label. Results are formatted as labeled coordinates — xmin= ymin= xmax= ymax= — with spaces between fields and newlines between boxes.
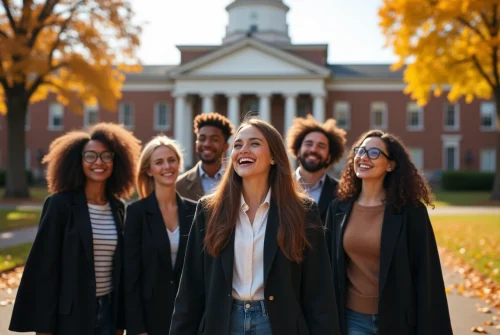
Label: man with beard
xmin=176 ymin=112 xmax=235 ymax=201
xmin=287 ymin=115 xmax=347 ymax=222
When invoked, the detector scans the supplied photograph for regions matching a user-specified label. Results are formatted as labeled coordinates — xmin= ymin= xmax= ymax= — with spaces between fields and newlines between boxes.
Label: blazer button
xmin=268 ymin=296 xmax=275 ymax=301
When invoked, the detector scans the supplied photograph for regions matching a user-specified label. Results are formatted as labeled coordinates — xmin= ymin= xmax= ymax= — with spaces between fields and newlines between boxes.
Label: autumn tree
xmin=379 ymin=0 xmax=500 ymax=199
xmin=0 ymin=0 xmax=141 ymax=198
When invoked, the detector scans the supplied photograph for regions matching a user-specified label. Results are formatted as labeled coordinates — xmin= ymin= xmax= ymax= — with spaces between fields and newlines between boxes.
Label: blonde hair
xmin=136 ymin=135 xmax=184 ymax=199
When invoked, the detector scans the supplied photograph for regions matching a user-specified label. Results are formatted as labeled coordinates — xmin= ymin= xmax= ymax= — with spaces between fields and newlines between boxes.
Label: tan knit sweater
xmin=343 ymin=202 xmax=385 ymax=314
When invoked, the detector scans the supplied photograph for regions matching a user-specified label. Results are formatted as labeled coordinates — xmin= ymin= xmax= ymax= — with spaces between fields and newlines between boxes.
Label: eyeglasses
xmin=82 ymin=150 xmax=115 ymax=163
xmin=353 ymin=146 xmax=391 ymax=160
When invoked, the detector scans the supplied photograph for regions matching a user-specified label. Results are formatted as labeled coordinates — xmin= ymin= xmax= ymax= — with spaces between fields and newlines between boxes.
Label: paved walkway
xmin=0 ymin=227 xmax=38 ymax=249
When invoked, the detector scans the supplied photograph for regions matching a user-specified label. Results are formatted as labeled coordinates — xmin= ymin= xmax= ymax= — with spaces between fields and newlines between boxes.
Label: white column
xmin=284 ymin=94 xmax=297 ymax=135
xmin=258 ymin=93 xmax=271 ymax=122
xmin=184 ymin=98 xmax=194 ymax=167
xmin=313 ymin=93 xmax=326 ymax=123
xmin=227 ymin=94 xmax=240 ymax=128
xmin=202 ymin=94 xmax=214 ymax=114
xmin=174 ymin=94 xmax=185 ymax=143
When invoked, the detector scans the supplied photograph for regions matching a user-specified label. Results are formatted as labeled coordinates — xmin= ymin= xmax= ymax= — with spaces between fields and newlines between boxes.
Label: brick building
xmin=0 ymin=0 xmax=496 ymax=178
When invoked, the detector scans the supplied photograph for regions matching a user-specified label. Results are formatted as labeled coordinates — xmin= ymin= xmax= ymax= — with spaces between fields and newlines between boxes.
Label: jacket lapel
xmin=186 ymin=162 xmax=205 ymax=200
xmin=378 ymin=205 xmax=403 ymax=296
xmin=220 ymin=229 xmax=235 ymax=291
xmin=146 ymin=192 xmax=174 ymax=272
xmin=174 ymin=194 xmax=190 ymax=273
xmin=263 ymin=201 xmax=279 ymax=284
xmin=72 ymin=190 xmax=94 ymax=271
xmin=317 ymin=176 xmax=337 ymax=218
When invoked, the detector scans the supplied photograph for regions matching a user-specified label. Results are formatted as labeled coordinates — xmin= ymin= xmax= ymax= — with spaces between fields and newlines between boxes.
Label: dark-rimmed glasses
xmin=353 ymin=147 xmax=390 ymax=160
xmin=82 ymin=150 xmax=114 ymax=163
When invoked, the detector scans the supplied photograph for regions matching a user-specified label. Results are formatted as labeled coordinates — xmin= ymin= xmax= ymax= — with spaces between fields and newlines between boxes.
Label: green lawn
xmin=0 ymin=208 xmax=41 ymax=232
xmin=0 ymin=243 xmax=33 ymax=272
xmin=432 ymin=214 xmax=500 ymax=283
xmin=432 ymin=191 xmax=493 ymax=207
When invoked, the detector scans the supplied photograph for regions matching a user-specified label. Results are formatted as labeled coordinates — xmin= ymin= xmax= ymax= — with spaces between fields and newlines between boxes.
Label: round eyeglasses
xmin=353 ymin=146 xmax=391 ymax=160
xmin=82 ymin=150 xmax=115 ymax=163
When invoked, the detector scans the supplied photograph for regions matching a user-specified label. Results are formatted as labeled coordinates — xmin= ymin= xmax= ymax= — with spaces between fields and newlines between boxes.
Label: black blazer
xmin=317 ymin=174 xmax=339 ymax=223
xmin=9 ymin=190 xmax=126 ymax=335
xmin=124 ymin=192 xmax=196 ymax=335
xmin=325 ymin=199 xmax=452 ymax=335
xmin=169 ymin=199 xmax=340 ymax=335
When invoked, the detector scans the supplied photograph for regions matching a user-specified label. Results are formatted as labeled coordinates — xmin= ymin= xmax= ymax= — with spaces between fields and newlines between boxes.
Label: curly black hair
xmin=286 ymin=114 xmax=347 ymax=168
xmin=43 ymin=122 xmax=141 ymax=199
xmin=193 ymin=112 xmax=235 ymax=142
xmin=337 ymin=130 xmax=434 ymax=212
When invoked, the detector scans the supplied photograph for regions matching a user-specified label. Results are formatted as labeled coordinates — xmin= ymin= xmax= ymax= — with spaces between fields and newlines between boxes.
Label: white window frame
xmin=480 ymin=102 xmax=495 ymax=131
xmin=441 ymin=134 xmax=462 ymax=171
xmin=370 ymin=102 xmax=388 ymax=130
xmin=154 ymin=102 xmax=172 ymax=131
xmin=48 ymin=102 xmax=64 ymax=131
xmin=25 ymin=148 xmax=31 ymax=170
xmin=84 ymin=104 xmax=99 ymax=128
xmin=480 ymin=148 xmax=496 ymax=172
xmin=119 ymin=102 xmax=134 ymax=129
xmin=334 ymin=102 xmax=350 ymax=130
xmin=24 ymin=107 xmax=30 ymax=131
xmin=408 ymin=147 xmax=424 ymax=170
xmin=406 ymin=102 xmax=424 ymax=131
xmin=443 ymin=103 xmax=460 ymax=131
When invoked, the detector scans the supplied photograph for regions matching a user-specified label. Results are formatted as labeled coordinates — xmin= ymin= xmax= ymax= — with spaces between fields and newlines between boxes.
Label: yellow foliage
xmin=0 ymin=0 xmax=143 ymax=115
xmin=379 ymin=0 xmax=500 ymax=108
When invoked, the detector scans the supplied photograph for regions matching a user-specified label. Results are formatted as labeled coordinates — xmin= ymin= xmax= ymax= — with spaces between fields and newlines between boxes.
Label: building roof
xmin=329 ymin=64 xmax=404 ymax=79
xmin=125 ymin=65 xmax=176 ymax=80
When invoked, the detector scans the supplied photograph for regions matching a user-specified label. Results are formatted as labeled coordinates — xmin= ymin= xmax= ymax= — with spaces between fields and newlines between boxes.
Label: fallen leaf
xmin=471 ymin=326 xmax=488 ymax=333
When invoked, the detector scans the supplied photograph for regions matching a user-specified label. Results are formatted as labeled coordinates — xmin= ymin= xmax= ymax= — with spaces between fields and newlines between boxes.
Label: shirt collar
xmin=240 ymin=188 xmax=272 ymax=212
xmin=295 ymin=167 xmax=326 ymax=189
xmin=198 ymin=163 xmax=224 ymax=179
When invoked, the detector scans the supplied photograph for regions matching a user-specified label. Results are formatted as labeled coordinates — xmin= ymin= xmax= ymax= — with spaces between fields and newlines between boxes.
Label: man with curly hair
xmin=176 ymin=112 xmax=235 ymax=201
xmin=286 ymin=114 xmax=347 ymax=222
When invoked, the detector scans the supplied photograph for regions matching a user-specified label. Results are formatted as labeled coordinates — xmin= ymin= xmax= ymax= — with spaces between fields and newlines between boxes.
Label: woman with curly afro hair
xmin=324 ymin=130 xmax=452 ymax=335
xmin=10 ymin=123 xmax=141 ymax=335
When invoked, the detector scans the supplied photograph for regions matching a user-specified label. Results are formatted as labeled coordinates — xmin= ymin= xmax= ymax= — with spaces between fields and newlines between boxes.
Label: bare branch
xmin=472 ymin=55 xmax=496 ymax=90
xmin=457 ymin=16 xmax=489 ymax=41
xmin=1 ymin=0 xmax=17 ymax=32
xmin=26 ymin=62 xmax=68 ymax=98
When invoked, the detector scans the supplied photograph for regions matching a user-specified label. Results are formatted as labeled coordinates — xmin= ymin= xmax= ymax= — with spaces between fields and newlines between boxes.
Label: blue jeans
xmin=95 ymin=294 xmax=113 ymax=335
xmin=346 ymin=308 xmax=379 ymax=335
xmin=229 ymin=300 xmax=272 ymax=335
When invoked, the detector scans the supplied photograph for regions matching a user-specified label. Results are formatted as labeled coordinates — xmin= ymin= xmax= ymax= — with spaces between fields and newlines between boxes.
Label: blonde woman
xmin=124 ymin=135 xmax=196 ymax=335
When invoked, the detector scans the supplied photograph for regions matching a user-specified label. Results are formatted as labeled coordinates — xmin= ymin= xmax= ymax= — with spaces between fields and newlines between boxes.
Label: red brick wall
xmin=180 ymin=50 xmax=213 ymax=64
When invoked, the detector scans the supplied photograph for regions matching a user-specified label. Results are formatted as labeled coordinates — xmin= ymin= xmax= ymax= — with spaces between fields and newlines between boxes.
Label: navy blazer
xmin=124 ymin=192 xmax=196 ymax=335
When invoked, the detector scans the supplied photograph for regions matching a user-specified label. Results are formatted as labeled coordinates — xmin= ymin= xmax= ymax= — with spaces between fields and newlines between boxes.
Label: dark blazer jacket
xmin=169 ymin=199 xmax=340 ymax=335
xmin=325 ymin=199 xmax=452 ymax=335
xmin=176 ymin=162 xmax=204 ymax=201
xmin=9 ymin=190 xmax=126 ymax=335
xmin=124 ymin=192 xmax=196 ymax=335
xmin=317 ymin=174 xmax=339 ymax=223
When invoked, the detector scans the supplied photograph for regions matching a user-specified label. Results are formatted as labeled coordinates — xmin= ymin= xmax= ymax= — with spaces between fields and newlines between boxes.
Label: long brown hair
xmin=204 ymin=118 xmax=311 ymax=263
xmin=337 ymin=130 xmax=434 ymax=211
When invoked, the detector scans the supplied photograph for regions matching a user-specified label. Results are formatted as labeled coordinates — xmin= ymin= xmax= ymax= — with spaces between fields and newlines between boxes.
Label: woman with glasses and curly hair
xmin=10 ymin=123 xmax=141 ymax=335
xmin=324 ymin=130 xmax=452 ymax=335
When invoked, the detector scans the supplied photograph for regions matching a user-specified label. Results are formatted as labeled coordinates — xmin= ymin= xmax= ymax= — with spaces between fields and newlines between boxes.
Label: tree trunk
xmin=3 ymin=91 xmax=30 ymax=199
xmin=491 ymin=93 xmax=500 ymax=200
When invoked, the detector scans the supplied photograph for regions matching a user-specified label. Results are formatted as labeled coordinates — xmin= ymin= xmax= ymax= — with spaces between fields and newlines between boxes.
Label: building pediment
xmin=167 ymin=38 xmax=331 ymax=79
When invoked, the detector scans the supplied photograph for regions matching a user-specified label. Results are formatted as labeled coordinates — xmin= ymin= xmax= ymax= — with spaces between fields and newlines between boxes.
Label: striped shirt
xmin=88 ymin=203 xmax=117 ymax=297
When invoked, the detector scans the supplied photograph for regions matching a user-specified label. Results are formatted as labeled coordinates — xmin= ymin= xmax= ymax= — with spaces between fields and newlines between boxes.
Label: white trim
xmin=84 ymin=104 xmax=99 ymax=128
xmin=443 ymin=103 xmax=460 ymax=131
xmin=334 ymin=101 xmax=350 ymax=130
xmin=122 ymin=83 xmax=174 ymax=92
xmin=118 ymin=102 xmax=135 ymax=129
xmin=370 ymin=102 xmax=388 ymax=130
xmin=441 ymin=134 xmax=462 ymax=170
xmin=480 ymin=148 xmax=496 ymax=172
xmin=24 ymin=107 xmax=30 ymax=131
xmin=48 ymin=102 xmax=64 ymax=131
xmin=25 ymin=148 xmax=31 ymax=170
xmin=327 ymin=82 xmax=406 ymax=91
xmin=154 ymin=102 xmax=172 ymax=131
xmin=406 ymin=102 xmax=424 ymax=131
xmin=480 ymin=102 xmax=496 ymax=132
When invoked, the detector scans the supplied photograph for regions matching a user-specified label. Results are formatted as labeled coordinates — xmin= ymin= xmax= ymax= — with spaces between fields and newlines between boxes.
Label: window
xmin=441 ymin=135 xmax=462 ymax=171
xmin=25 ymin=148 xmax=31 ymax=170
xmin=154 ymin=102 xmax=172 ymax=131
xmin=444 ymin=103 xmax=459 ymax=130
xmin=48 ymin=103 xmax=64 ymax=130
xmin=297 ymin=100 xmax=310 ymax=118
xmin=334 ymin=102 xmax=350 ymax=130
xmin=84 ymin=104 xmax=99 ymax=128
xmin=408 ymin=148 xmax=424 ymax=170
xmin=249 ymin=24 xmax=258 ymax=33
xmin=371 ymin=102 xmax=388 ymax=130
xmin=119 ymin=102 xmax=134 ymax=129
xmin=480 ymin=102 xmax=495 ymax=131
xmin=407 ymin=103 xmax=423 ymax=131
xmin=25 ymin=107 xmax=30 ymax=131
xmin=480 ymin=149 xmax=496 ymax=172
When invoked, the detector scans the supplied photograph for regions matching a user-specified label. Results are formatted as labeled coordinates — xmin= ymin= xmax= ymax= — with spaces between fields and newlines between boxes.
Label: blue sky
xmin=130 ymin=0 xmax=399 ymax=65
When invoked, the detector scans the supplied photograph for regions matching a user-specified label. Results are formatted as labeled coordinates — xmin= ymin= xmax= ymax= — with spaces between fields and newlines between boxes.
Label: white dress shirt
xmin=232 ymin=189 xmax=272 ymax=301
xmin=198 ymin=164 xmax=224 ymax=195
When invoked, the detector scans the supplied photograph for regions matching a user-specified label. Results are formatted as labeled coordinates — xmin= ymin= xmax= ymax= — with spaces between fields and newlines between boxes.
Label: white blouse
xmin=167 ymin=226 xmax=180 ymax=267
xmin=232 ymin=189 xmax=271 ymax=301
